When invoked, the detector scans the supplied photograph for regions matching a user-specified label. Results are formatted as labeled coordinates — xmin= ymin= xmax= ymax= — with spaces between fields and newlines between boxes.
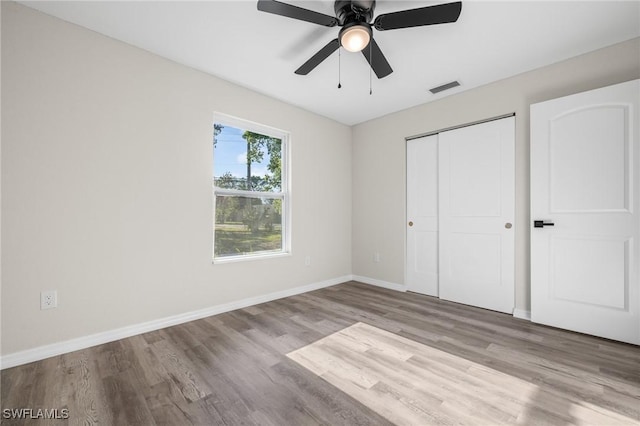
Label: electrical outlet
xmin=374 ymin=252 xmax=381 ymax=263
xmin=304 ymin=256 xmax=311 ymax=267
xmin=41 ymin=290 xmax=57 ymax=310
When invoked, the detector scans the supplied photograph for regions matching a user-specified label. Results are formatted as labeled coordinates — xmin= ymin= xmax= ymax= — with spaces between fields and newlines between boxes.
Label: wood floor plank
xmin=127 ymin=335 xmax=166 ymax=388
xmin=61 ymin=350 xmax=109 ymax=425
xmin=149 ymin=338 xmax=212 ymax=404
xmin=2 ymin=281 xmax=638 ymax=425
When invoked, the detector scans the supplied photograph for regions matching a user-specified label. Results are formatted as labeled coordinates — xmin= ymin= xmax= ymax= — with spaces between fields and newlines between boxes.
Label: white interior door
xmin=406 ymin=135 xmax=439 ymax=296
xmin=438 ymin=117 xmax=515 ymax=314
xmin=531 ymin=79 xmax=640 ymax=345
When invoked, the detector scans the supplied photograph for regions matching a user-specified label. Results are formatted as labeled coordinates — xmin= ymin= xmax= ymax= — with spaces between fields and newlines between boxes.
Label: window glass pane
xmin=214 ymin=195 xmax=283 ymax=258
xmin=214 ymin=124 xmax=282 ymax=192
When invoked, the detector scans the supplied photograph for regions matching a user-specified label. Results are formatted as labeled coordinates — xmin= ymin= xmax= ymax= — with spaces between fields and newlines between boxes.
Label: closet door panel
xmin=438 ymin=117 xmax=515 ymax=314
xmin=406 ymin=135 xmax=439 ymax=296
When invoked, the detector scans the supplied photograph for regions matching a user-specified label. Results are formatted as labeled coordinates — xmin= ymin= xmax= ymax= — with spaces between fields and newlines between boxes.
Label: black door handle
xmin=534 ymin=220 xmax=555 ymax=228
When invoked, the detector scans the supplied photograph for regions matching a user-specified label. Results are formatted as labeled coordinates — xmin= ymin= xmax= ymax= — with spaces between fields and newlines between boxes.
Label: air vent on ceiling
xmin=429 ymin=80 xmax=460 ymax=94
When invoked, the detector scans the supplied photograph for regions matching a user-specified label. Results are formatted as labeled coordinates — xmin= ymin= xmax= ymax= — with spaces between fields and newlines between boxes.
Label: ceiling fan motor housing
xmin=334 ymin=0 xmax=375 ymax=25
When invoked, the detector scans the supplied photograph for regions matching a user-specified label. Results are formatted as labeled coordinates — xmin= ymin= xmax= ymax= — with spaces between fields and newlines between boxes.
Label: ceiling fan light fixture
xmin=340 ymin=24 xmax=371 ymax=52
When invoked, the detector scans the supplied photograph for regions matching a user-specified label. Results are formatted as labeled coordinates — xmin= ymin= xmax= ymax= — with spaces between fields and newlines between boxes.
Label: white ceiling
xmin=21 ymin=1 xmax=640 ymax=125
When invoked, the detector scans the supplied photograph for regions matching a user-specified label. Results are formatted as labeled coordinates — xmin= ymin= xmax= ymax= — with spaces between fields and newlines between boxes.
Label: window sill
xmin=212 ymin=251 xmax=291 ymax=265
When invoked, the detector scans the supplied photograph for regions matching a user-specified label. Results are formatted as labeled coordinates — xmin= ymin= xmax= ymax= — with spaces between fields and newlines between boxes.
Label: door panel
xmin=531 ymin=79 xmax=639 ymax=344
xmin=406 ymin=135 xmax=438 ymax=296
xmin=438 ymin=117 xmax=515 ymax=314
xmin=550 ymin=106 xmax=629 ymax=212
xmin=551 ymin=236 xmax=628 ymax=309
xmin=447 ymin=232 xmax=501 ymax=287
xmin=448 ymin=133 xmax=502 ymax=217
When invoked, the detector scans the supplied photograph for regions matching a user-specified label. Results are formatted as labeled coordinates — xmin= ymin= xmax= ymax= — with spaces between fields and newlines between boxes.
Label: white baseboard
xmin=513 ymin=308 xmax=531 ymax=321
xmin=354 ymin=277 xmax=529 ymax=322
xmin=0 ymin=275 xmax=351 ymax=370
xmin=351 ymin=275 xmax=406 ymax=292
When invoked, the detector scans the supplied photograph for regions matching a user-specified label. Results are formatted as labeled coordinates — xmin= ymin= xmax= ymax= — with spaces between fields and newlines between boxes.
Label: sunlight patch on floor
xmin=287 ymin=322 xmax=638 ymax=425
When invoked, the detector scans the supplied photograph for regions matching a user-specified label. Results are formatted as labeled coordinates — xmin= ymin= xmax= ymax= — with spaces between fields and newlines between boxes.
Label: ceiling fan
xmin=257 ymin=0 xmax=462 ymax=79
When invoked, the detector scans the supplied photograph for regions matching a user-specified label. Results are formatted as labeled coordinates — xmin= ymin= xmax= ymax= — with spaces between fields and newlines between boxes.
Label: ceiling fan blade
xmin=361 ymin=38 xmax=393 ymax=79
xmin=257 ymin=0 xmax=338 ymax=27
xmin=295 ymin=39 xmax=340 ymax=75
xmin=373 ymin=1 xmax=462 ymax=31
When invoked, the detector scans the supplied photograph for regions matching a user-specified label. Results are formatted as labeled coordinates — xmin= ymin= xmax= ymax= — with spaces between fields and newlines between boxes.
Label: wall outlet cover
xmin=41 ymin=290 xmax=57 ymax=310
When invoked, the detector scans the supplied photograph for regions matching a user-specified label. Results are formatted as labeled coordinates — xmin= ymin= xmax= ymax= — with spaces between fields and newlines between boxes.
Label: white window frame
xmin=212 ymin=113 xmax=291 ymax=263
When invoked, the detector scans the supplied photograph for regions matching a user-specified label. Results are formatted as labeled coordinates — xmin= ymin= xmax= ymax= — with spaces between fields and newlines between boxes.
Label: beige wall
xmin=1 ymin=2 xmax=352 ymax=355
xmin=352 ymin=37 xmax=640 ymax=313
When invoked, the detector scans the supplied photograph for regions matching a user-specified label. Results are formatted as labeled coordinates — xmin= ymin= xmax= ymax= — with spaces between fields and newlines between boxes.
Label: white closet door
xmin=406 ymin=135 xmax=439 ymax=296
xmin=438 ymin=117 xmax=515 ymax=314
xmin=531 ymin=80 xmax=639 ymax=344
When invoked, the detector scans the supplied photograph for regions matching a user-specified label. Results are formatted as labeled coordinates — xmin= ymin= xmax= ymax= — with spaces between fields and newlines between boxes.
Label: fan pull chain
xmin=338 ymin=46 xmax=342 ymax=89
xmin=369 ymin=41 xmax=373 ymax=95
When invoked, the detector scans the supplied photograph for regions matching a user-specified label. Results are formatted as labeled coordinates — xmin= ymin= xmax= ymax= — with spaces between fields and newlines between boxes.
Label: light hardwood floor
xmin=2 ymin=281 xmax=639 ymax=425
